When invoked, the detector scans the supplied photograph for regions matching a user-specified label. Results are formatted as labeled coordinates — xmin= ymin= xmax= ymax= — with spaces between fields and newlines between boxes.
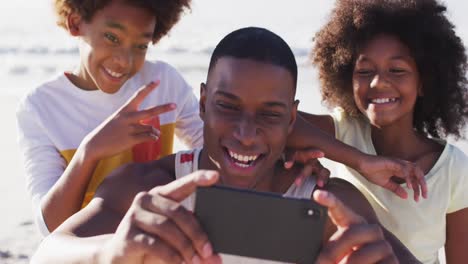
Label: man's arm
xmin=319 ymin=178 xmax=421 ymax=263
xmin=31 ymin=158 xmax=175 ymax=263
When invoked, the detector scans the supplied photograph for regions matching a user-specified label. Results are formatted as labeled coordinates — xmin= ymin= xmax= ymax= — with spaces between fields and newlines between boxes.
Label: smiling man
xmin=33 ymin=27 xmax=419 ymax=264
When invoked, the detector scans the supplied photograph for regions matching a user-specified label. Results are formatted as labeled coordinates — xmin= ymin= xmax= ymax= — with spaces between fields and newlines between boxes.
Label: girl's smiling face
xmin=352 ymin=34 xmax=422 ymax=128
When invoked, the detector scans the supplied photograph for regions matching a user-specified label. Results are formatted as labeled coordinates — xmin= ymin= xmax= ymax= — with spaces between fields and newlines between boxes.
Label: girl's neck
xmin=370 ymin=120 xmax=439 ymax=162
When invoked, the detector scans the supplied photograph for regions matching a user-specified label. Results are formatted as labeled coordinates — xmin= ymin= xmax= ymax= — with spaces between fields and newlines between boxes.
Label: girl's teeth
xmin=371 ymin=98 xmax=396 ymax=104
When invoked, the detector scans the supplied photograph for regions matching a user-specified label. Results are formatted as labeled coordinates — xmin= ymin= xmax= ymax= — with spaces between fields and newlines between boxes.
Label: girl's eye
xmin=104 ymin=33 xmax=119 ymax=43
xmin=355 ymin=69 xmax=373 ymax=76
xmin=389 ymin=68 xmax=406 ymax=74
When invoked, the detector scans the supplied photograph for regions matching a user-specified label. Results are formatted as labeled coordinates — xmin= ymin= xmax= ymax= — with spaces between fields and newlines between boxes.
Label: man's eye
xmin=104 ymin=33 xmax=118 ymax=43
xmin=261 ymin=112 xmax=281 ymax=119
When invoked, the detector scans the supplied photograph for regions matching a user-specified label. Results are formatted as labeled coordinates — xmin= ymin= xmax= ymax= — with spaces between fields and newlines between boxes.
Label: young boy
xmin=17 ymin=0 xmax=425 ymax=238
xmin=16 ymin=0 xmax=199 ymax=235
xmin=32 ymin=27 xmax=419 ymax=264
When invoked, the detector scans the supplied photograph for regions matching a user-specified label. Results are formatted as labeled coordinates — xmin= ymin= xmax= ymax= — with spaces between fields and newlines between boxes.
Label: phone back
xmin=195 ymin=185 xmax=327 ymax=264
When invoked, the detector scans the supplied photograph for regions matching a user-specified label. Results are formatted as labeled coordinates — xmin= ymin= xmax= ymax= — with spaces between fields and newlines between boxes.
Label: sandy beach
xmin=0 ymin=96 xmax=41 ymax=264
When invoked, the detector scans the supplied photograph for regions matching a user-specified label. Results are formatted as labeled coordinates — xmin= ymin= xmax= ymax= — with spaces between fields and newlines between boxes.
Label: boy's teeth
xmin=105 ymin=68 xmax=123 ymax=78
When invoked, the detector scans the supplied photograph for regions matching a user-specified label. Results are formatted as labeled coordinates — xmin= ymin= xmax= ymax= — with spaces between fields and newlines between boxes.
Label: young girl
xmin=304 ymin=0 xmax=468 ymax=263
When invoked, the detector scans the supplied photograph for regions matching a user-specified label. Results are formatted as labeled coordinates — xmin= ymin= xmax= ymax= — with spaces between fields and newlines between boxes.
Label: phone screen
xmin=195 ymin=185 xmax=327 ymax=264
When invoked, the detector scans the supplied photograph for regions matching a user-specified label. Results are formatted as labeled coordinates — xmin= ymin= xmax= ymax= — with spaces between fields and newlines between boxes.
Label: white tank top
xmin=174 ymin=148 xmax=317 ymax=264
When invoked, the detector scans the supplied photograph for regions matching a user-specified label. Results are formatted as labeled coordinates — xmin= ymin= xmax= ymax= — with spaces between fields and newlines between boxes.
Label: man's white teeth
xmin=371 ymin=98 xmax=397 ymax=104
xmin=105 ymin=68 xmax=123 ymax=78
xmin=228 ymin=150 xmax=258 ymax=163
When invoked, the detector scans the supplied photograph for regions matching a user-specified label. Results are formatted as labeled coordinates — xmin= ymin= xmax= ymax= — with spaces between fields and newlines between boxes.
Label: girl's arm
xmin=287 ymin=111 xmax=426 ymax=200
xmin=445 ymin=208 xmax=468 ymax=263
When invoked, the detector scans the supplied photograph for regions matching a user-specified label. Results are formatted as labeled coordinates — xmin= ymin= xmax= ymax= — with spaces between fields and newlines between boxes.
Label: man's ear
xmin=288 ymin=99 xmax=299 ymax=134
xmin=199 ymin=83 xmax=207 ymax=121
xmin=66 ymin=12 xmax=83 ymax=36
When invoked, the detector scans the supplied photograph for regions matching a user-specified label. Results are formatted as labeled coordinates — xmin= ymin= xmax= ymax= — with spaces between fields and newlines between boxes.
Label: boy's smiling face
xmin=68 ymin=0 xmax=156 ymax=93
xmin=200 ymin=57 xmax=297 ymax=189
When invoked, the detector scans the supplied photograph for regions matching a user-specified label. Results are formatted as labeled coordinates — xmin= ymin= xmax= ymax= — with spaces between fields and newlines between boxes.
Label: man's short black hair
xmin=208 ymin=27 xmax=297 ymax=92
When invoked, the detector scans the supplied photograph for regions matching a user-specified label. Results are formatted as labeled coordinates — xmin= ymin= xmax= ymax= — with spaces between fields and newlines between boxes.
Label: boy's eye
xmin=136 ymin=44 xmax=149 ymax=51
xmin=104 ymin=33 xmax=119 ymax=44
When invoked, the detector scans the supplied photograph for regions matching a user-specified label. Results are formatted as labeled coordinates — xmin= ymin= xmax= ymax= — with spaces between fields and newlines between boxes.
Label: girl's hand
xmin=82 ymin=81 xmax=176 ymax=161
xmin=283 ymin=148 xmax=330 ymax=188
xmin=357 ymin=154 xmax=427 ymax=201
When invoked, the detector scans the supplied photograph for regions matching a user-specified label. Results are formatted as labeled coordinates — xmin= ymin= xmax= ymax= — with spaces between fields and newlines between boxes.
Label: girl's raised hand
xmin=82 ymin=80 xmax=176 ymax=161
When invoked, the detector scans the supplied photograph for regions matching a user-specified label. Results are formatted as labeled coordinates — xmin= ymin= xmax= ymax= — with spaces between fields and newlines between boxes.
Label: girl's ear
xmin=66 ymin=12 xmax=82 ymax=36
xmin=418 ymin=83 xmax=424 ymax=96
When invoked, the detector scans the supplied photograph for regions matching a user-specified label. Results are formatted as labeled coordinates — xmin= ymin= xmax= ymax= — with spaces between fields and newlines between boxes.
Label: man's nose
xmin=233 ymin=115 xmax=257 ymax=147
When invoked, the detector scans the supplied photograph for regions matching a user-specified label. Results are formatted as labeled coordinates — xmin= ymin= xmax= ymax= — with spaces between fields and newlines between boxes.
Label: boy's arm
xmin=288 ymin=112 xmax=427 ymax=200
xmin=32 ymin=160 xmax=177 ymax=263
xmin=21 ymin=82 xmax=174 ymax=234
xmin=445 ymin=208 xmax=468 ymax=263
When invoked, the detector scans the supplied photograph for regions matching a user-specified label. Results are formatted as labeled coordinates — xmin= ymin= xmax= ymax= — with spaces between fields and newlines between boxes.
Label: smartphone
xmin=194 ymin=185 xmax=327 ymax=264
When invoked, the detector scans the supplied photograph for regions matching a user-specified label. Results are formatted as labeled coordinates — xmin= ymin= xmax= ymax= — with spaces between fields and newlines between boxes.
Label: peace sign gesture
xmin=82 ymin=80 xmax=176 ymax=162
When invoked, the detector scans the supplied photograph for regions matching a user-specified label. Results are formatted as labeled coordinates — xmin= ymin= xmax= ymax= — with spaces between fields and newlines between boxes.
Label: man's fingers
xmin=150 ymin=195 xmax=213 ymax=260
xmin=151 ymin=170 xmax=219 ymax=202
xmin=129 ymin=200 xmax=198 ymax=263
xmin=383 ymin=181 xmax=408 ymax=199
xmin=122 ymin=80 xmax=160 ymax=111
xmin=133 ymin=233 xmax=184 ymax=264
xmin=313 ymin=190 xmax=365 ymax=227
xmin=344 ymin=240 xmax=396 ymax=264
xmin=316 ymin=224 xmax=385 ymax=264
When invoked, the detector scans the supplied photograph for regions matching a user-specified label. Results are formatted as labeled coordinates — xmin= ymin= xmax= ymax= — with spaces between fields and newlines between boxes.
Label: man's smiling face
xmin=200 ymin=57 xmax=297 ymax=189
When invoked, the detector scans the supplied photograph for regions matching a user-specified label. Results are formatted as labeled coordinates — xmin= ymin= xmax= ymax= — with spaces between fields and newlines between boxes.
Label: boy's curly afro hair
xmin=312 ymin=0 xmax=468 ymax=139
xmin=54 ymin=0 xmax=191 ymax=43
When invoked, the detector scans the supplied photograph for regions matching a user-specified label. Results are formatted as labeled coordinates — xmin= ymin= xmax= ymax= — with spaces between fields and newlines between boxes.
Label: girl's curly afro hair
xmin=312 ymin=0 xmax=468 ymax=139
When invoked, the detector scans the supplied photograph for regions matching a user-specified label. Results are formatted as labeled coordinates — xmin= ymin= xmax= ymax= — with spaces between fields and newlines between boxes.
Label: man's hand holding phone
xmin=99 ymin=170 xmax=398 ymax=264
xmin=99 ymin=170 xmax=221 ymax=264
